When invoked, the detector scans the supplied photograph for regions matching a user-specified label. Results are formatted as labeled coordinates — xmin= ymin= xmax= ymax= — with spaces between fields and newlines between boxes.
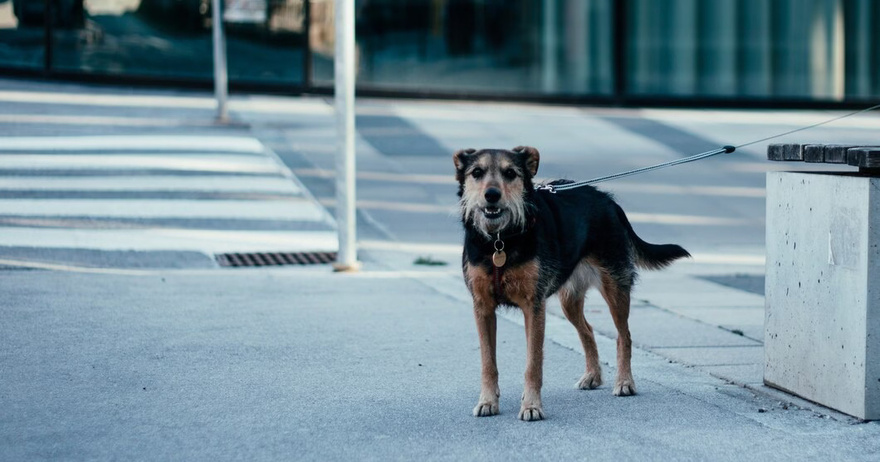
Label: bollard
xmin=332 ymin=0 xmax=360 ymax=272
xmin=211 ymin=0 xmax=228 ymax=123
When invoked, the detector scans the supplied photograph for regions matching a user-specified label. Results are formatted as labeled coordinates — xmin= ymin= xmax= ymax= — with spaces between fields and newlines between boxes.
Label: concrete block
xmin=654 ymin=346 xmax=763 ymax=367
xmin=668 ymin=307 xmax=764 ymax=327
xmin=640 ymin=291 xmax=764 ymax=309
xmin=767 ymin=144 xmax=785 ymax=161
xmin=765 ymin=172 xmax=880 ymax=420
xmin=767 ymin=143 xmax=804 ymax=161
xmin=577 ymin=305 xmax=760 ymax=349
xmin=846 ymin=147 xmax=880 ymax=169
xmin=823 ymin=145 xmax=854 ymax=164
xmin=720 ymin=324 xmax=764 ymax=342
xmin=803 ymin=144 xmax=825 ymax=163
xmin=705 ymin=364 xmax=764 ymax=386
xmin=783 ymin=144 xmax=804 ymax=161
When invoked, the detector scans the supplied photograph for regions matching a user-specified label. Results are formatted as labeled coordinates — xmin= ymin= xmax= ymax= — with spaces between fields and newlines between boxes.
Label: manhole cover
xmin=216 ymin=252 xmax=337 ymax=267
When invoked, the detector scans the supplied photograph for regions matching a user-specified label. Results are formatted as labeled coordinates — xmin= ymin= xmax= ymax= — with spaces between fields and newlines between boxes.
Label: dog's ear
xmin=453 ymin=148 xmax=476 ymax=179
xmin=512 ymin=146 xmax=540 ymax=177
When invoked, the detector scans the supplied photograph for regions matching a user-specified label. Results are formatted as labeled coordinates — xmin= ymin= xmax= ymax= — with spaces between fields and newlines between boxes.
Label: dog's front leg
xmin=473 ymin=303 xmax=500 ymax=417
xmin=519 ymin=302 xmax=545 ymax=421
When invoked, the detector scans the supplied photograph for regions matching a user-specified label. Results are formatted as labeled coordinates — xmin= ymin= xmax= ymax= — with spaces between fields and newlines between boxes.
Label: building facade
xmin=1 ymin=0 xmax=877 ymax=105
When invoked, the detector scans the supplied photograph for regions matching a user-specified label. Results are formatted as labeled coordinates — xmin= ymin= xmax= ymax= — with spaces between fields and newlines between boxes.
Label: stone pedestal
xmin=765 ymin=172 xmax=880 ymax=420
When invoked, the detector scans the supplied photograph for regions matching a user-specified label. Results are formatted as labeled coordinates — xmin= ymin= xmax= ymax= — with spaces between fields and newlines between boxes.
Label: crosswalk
xmin=0 ymin=135 xmax=337 ymax=266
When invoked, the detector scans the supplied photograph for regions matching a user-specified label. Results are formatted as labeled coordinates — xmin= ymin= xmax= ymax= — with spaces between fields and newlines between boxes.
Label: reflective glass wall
xmin=1 ymin=0 xmax=879 ymax=104
xmin=0 ymin=0 xmax=306 ymax=83
xmin=627 ymin=0 xmax=880 ymax=100
xmin=0 ymin=0 xmax=46 ymax=70
xmin=320 ymin=0 xmax=614 ymax=96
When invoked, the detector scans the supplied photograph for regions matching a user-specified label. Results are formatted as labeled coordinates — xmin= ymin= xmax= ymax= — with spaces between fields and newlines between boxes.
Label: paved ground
xmin=0 ymin=81 xmax=336 ymax=267
xmin=1 ymin=78 xmax=879 ymax=460
xmin=0 ymin=133 xmax=335 ymax=259
xmin=3 ymin=267 xmax=880 ymax=461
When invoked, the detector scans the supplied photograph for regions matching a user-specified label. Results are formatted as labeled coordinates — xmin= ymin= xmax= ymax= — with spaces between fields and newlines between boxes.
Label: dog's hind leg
xmin=598 ymin=272 xmax=636 ymax=396
xmin=558 ymin=284 xmax=603 ymax=390
xmin=518 ymin=301 xmax=546 ymax=421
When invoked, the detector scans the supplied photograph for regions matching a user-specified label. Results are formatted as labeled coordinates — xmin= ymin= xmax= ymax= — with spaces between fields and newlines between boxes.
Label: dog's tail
xmin=614 ymin=203 xmax=691 ymax=270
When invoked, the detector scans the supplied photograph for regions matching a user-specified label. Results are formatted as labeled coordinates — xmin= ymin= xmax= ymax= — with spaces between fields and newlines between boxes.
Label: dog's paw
xmin=575 ymin=371 xmax=603 ymax=390
xmin=473 ymin=400 xmax=500 ymax=417
xmin=613 ymin=380 xmax=637 ymax=396
xmin=517 ymin=405 xmax=545 ymax=422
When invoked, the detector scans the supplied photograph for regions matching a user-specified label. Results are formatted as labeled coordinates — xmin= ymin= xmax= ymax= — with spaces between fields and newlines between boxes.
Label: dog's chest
xmin=465 ymin=260 xmax=541 ymax=310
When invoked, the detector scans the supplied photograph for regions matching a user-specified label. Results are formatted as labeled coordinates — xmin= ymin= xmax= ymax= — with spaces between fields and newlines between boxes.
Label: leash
xmin=488 ymin=104 xmax=880 ymax=301
xmin=537 ymin=103 xmax=880 ymax=192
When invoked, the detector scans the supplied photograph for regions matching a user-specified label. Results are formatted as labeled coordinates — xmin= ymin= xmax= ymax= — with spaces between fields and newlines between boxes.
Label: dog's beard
xmin=460 ymin=188 xmax=528 ymax=239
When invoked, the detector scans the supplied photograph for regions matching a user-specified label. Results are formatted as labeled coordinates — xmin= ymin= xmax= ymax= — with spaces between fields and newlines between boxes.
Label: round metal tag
xmin=492 ymin=250 xmax=507 ymax=267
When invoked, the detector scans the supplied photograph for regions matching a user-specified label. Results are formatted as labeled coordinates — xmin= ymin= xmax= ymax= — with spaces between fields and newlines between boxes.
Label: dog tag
xmin=492 ymin=250 xmax=507 ymax=267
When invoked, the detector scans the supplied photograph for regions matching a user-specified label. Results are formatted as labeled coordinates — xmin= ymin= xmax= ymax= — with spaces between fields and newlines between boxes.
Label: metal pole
xmin=333 ymin=0 xmax=359 ymax=272
xmin=541 ymin=0 xmax=558 ymax=93
xmin=302 ymin=0 xmax=313 ymax=89
xmin=212 ymin=0 xmax=229 ymax=123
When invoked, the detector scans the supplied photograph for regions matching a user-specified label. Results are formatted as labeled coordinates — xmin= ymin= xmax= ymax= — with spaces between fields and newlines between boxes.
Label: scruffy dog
xmin=454 ymin=146 xmax=690 ymax=421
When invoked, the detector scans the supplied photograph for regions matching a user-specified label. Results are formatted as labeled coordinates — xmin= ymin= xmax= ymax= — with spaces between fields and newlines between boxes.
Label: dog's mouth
xmin=482 ymin=206 xmax=504 ymax=219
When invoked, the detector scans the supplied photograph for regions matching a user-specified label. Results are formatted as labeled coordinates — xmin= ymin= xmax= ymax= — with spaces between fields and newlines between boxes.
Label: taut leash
xmin=536 ymin=103 xmax=880 ymax=192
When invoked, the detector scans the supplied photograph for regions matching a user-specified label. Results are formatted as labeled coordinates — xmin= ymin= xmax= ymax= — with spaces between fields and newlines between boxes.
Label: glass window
xmin=627 ymin=0 xmax=879 ymax=101
xmin=50 ymin=0 xmax=214 ymax=78
xmin=6 ymin=0 xmax=879 ymax=103
xmin=47 ymin=0 xmax=305 ymax=84
xmin=843 ymin=0 xmax=880 ymax=99
xmin=0 ymin=0 xmax=48 ymax=70
xmin=224 ymin=0 xmax=307 ymax=84
xmin=312 ymin=0 xmax=614 ymax=96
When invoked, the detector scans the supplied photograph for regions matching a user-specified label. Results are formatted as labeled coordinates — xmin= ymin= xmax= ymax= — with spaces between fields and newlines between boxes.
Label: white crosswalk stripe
xmin=0 ymin=135 xmax=266 ymax=152
xmin=0 ymin=199 xmax=328 ymax=220
xmin=0 ymin=135 xmax=338 ymax=261
xmin=0 ymin=154 xmax=281 ymax=173
xmin=0 ymin=176 xmax=302 ymax=194
xmin=0 ymin=228 xmax=338 ymax=254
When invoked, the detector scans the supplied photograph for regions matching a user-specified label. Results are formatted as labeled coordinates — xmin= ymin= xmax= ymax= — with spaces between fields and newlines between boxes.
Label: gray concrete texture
xmin=765 ymin=172 xmax=880 ymax=420
xmin=3 ymin=268 xmax=880 ymax=461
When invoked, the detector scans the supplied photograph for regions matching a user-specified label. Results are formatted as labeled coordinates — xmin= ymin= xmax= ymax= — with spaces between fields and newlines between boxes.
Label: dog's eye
xmin=502 ymin=168 xmax=517 ymax=180
xmin=471 ymin=168 xmax=485 ymax=179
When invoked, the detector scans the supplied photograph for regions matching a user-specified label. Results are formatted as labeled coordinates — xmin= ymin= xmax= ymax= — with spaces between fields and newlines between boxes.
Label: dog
xmin=454 ymin=146 xmax=690 ymax=421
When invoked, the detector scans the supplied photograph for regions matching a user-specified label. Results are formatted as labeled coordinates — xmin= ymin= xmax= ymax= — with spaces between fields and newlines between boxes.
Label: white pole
xmin=333 ymin=0 xmax=359 ymax=272
xmin=212 ymin=0 xmax=229 ymax=123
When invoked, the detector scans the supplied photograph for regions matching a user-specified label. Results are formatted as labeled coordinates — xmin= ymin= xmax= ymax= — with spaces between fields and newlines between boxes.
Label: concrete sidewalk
xmin=361 ymin=245 xmax=797 ymax=413
xmin=1 ymin=264 xmax=878 ymax=461
xmin=2 ymin=78 xmax=880 ymax=460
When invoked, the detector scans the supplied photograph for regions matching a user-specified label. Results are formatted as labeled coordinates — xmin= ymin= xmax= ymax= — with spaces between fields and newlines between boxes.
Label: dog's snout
xmin=484 ymin=188 xmax=502 ymax=204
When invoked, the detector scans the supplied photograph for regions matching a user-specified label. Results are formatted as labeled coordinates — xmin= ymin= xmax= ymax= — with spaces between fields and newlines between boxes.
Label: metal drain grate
xmin=216 ymin=252 xmax=337 ymax=267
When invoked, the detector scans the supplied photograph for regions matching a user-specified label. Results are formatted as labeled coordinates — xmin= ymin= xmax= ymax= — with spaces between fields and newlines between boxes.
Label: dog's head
xmin=453 ymin=146 xmax=540 ymax=238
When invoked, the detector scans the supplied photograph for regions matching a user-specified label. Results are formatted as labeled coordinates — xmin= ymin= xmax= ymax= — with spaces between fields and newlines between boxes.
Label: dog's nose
xmin=484 ymin=188 xmax=501 ymax=204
